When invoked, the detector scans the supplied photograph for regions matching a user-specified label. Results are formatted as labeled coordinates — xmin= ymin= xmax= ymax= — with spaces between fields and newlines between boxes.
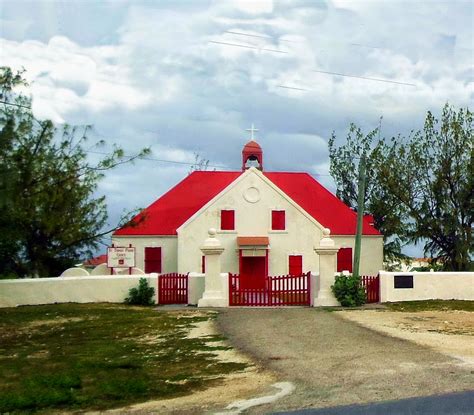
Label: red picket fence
xmin=361 ymin=275 xmax=380 ymax=303
xmin=158 ymin=273 xmax=188 ymax=304
xmin=229 ymin=272 xmax=311 ymax=306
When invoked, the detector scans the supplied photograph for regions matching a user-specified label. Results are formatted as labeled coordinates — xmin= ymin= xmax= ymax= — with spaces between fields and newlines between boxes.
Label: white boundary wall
xmin=0 ymin=274 xmax=159 ymax=308
xmin=3 ymin=271 xmax=473 ymax=308
xmin=188 ymin=273 xmax=205 ymax=305
xmin=379 ymin=271 xmax=474 ymax=303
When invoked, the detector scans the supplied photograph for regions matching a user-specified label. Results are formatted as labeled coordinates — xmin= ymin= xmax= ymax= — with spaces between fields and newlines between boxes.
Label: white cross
xmin=246 ymin=123 xmax=259 ymax=141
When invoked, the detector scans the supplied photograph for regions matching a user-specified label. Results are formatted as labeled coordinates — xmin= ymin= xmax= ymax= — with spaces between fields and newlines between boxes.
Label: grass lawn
xmin=0 ymin=304 xmax=246 ymax=414
xmin=385 ymin=299 xmax=474 ymax=312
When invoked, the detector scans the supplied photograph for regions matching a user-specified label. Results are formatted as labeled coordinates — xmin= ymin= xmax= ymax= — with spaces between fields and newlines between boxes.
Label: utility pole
xmin=353 ymin=153 xmax=366 ymax=279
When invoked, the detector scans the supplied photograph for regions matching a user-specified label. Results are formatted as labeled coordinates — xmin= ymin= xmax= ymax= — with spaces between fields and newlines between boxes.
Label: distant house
xmin=83 ymin=254 xmax=107 ymax=270
xmin=112 ymin=137 xmax=383 ymax=279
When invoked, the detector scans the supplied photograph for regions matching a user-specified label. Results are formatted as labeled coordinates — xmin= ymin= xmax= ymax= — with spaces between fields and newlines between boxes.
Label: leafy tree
xmin=328 ymin=122 xmax=406 ymax=264
xmin=0 ymin=67 xmax=149 ymax=278
xmin=329 ymin=104 xmax=473 ymax=271
xmin=376 ymin=105 xmax=473 ymax=271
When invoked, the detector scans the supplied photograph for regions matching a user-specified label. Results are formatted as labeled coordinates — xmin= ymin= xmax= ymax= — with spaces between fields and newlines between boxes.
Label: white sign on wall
xmin=107 ymin=247 xmax=135 ymax=268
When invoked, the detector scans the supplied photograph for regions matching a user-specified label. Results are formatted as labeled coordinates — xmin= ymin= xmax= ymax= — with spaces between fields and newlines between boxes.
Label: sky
xmin=1 ymin=0 xmax=473 ymax=256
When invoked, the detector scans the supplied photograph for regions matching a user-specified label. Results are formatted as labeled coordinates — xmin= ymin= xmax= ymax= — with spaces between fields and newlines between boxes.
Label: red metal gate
xmin=158 ymin=273 xmax=188 ymax=304
xmin=361 ymin=275 xmax=380 ymax=303
xmin=229 ymin=272 xmax=311 ymax=306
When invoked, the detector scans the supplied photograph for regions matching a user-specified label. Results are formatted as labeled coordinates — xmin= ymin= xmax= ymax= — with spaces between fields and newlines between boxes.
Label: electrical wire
xmin=312 ymin=69 xmax=416 ymax=87
xmin=224 ymin=30 xmax=300 ymax=44
xmin=0 ymin=100 xmax=32 ymax=110
xmin=86 ymin=150 xmax=232 ymax=170
xmin=85 ymin=151 xmax=332 ymax=176
xmin=209 ymin=40 xmax=289 ymax=54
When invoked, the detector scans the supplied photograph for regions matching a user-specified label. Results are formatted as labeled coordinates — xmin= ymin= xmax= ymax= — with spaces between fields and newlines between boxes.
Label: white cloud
xmin=0 ymin=35 xmax=153 ymax=118
xmin=220 ymin=0 xmax=274 ymax=15
xmin=0 ymin=0 xmax=472 ymax=255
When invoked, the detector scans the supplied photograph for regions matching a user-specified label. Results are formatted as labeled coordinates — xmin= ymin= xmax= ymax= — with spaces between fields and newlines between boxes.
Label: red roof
xmin=83 ymin=254 xmax=107 ymax=266
xmin=264 ymin=173 xmax=380 ymax=235
xmin=114 ymin=171 xmax=381 ymax=236
xmin=114 ymin=172 xmax=240 ymax=235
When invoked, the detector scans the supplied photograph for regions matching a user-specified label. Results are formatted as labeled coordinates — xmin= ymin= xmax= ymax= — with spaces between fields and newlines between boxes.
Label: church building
xmin=113 ymin=133 xmax=383 ymax=278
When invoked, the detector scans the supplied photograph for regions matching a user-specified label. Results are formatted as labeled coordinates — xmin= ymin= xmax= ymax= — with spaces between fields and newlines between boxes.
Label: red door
xmin=337 ymin=248 xmax=353 ymax=273
xmin=145 ymin=247 xmax=162 ymax=273
xmin=240 ymin=256 xmax=266 ymax=289
xmin=288 ymin=255 xmax=303 ymax=275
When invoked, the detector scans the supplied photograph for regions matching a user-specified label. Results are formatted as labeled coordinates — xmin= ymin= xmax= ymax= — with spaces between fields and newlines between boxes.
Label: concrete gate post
xmin=314 ymin=228 xmax=341 ymax=307
xmin=198 ymin=228 xmax=227 ymax=307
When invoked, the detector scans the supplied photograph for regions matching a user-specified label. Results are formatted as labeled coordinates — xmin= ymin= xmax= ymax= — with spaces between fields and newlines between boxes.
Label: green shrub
xmin=331 ymin=274 xmax=366 ymax=307
xmin=125 ymin=278 xmax=155 ymax=306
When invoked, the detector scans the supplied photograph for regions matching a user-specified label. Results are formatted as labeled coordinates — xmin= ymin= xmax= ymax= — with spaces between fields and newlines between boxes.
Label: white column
xmin=314 ymin=228 xmax=340 ymax=307
xmin=198 ymin=228 xmax=227 ymax=307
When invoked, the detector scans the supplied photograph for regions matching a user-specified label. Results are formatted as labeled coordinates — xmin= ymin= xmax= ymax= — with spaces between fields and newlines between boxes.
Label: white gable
xmin=177 ymin=168 xmax=325 ymax=275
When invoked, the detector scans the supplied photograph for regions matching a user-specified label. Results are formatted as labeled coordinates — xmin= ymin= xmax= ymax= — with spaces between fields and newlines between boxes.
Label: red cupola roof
xmin=242 ymin=140 xmax=263 ymax=171
xmin=243 ymin=140 xmax=262 ymax=153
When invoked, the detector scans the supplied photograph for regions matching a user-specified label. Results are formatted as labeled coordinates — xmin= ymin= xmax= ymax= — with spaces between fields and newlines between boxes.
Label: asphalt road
xmin=274 ymin=390 xmax=474 ymax=415
xmin=216 ymin=308 xmax=474 ymax=414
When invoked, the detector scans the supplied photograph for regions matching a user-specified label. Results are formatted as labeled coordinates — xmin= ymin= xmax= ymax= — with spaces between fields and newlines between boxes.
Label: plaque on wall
xmin=394 ymin=275 xmax=414 ymax=289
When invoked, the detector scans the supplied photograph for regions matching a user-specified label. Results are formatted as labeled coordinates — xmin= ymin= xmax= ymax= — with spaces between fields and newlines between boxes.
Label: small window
xmin=201 ymin=255 xmax=206 ymax=274
xmin=145 ymin=247 xmax=162 ymax=273
xmin=337 ymin=248 xmax=353 ymax=273
xmin=221 ymin=209 xmax=235 ymax=230
xmin=272 ymin=210 xmax=285 ymax=230
xmin=289 ymin=255 xmax=303 ymax=275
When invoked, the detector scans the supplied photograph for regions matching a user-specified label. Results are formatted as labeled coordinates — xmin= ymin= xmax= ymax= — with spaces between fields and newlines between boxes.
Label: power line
xmin=86 ymin=151 xmax=332 ymax=176
xmin=224 ymin=30 xmax=300 ymax=44
xmin=209 ymin=40 xmax=289 ymax=54
xmin=86 ymin=150 xmax=232 ymax=170
xmin=225 ymin=30 xmax=386 ymax=50
xmin=312 ymin=69 xmax=417 ymax=87
xmin=0 ymin=100 xmax=32 ymax=110
xmin=278 ymin=85 xmax=311 ymax=91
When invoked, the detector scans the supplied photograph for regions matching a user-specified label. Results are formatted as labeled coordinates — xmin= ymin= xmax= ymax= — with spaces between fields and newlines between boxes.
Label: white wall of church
xmin=178 ymin=169 xmax=324 ymax=275
xmin=111 ymin=236 xmax=177 ymax=273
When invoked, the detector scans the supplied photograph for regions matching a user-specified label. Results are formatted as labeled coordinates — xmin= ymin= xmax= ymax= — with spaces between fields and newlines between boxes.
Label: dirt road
xmin=216 ymin=308 xmax=474 ymax=414
xmin=338 ymin=309 xmax=474 ymax=366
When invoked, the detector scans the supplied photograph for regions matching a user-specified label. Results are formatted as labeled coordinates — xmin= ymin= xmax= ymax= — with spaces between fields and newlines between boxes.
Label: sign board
xmin=107 ymin=246 xmax=135 ymax=268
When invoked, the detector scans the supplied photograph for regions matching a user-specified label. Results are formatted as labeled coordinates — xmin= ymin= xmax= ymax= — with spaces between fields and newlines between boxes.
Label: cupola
xmin=242 ymin=124 xmax=263 ymax=171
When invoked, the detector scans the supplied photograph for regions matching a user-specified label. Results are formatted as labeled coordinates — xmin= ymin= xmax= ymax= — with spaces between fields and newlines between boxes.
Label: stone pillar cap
xmin=319 ymin=227 xmax=335 ymax=247
xmin=201 ymin=228 xmax=224 ymax=253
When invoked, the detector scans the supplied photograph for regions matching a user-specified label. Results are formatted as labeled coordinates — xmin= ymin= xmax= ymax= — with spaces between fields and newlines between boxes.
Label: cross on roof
xmin=246 ymin=123 xmax=259 ymax=141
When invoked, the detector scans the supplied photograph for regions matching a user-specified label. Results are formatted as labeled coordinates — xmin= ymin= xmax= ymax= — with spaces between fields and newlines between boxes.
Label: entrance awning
xmin=237 ymin=236 xmax=269 ymax=257
xmin=237 ymin=236 xmax=269 ymax=247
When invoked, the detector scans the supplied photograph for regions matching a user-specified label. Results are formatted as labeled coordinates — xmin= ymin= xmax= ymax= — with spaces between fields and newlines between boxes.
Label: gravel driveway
xmin=216 ymin=308 xmax=473 ymax=414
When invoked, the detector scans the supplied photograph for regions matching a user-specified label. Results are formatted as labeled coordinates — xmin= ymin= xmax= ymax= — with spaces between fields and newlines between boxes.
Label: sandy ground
xmin=96 ymin=314 xmax=276 ymax=415
xmin=337 ymin=309 xmax=474 ymax=367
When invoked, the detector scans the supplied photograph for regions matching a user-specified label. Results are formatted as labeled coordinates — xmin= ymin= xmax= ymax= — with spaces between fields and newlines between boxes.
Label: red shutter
xmin=221 ymin=210 xmax=235 ymax=230
xmin=289 ymin=255 xmax=302 ymax=275
xmin=272 ymin=210 xmax=285 ymax=230
xmin=145 ymin=247 xmax=162 ymax=273
xmin=337 ymin=248 xmax=353 ymax=273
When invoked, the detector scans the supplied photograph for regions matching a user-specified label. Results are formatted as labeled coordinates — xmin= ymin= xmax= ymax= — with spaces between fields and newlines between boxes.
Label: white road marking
xmin=214 ymin=381 xmax=295 ymax=415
